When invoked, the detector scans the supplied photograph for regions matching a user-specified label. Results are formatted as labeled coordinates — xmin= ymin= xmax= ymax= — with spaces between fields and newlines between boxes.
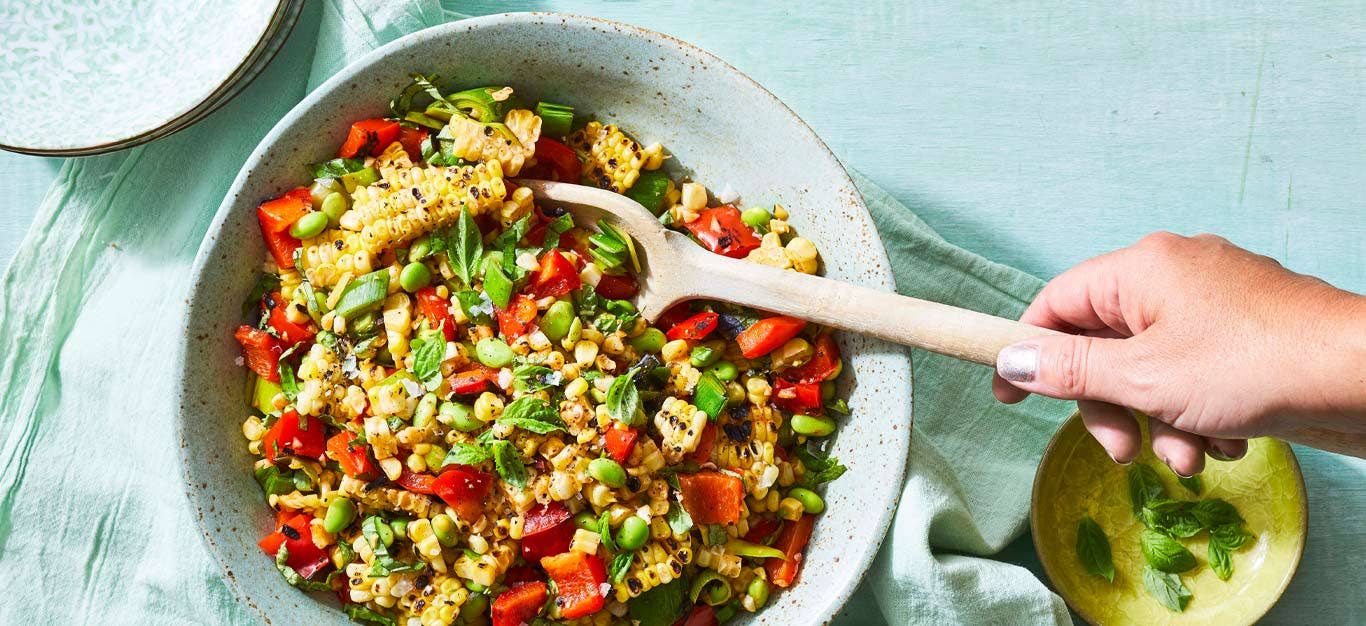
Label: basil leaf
xmin=255 ymin=465 xmax=295 ymax=496
xmin=541 ymin=213 xmax=574 ymax=251
xmin=665 ymin=501 xmax=694 ymax=536
xmin=1140 ymin=529 xmax=1196 ymax=573
xmin=1140 ymin=499 xmax=1202 ymax=538
xmin=454 ymin=289 xmax=494 ymax=324
xmin=1142 ymin=565 xmax=1192 ymax=612
xmin=606 ymin=368 xmax=644 ymax=427
xmin=609 ymin=552 xmax=634 ymax=584
xmin=491 ymin=214 xmax=533 ymax=250
xmin=475 ymin=428 xmax=497 ymax=446
xmin=627 ymin=578 xmax=685 ymax=626
xmin=792 ymin=446 xmax=848 ymax=486
xmin=1209 ymin=523 xmax=1253 ymax=551
xmin=599 ymin=511 xmax=615 ymax=553
xmin=274 ymin=546 xmax=340 ymax=591
xmin=498 ymin=417 xmax=565 ymax=434
xmin=512 ymin=364 xmax=560 ymax=392
xmin=499 ymin=396 xmax=565 ymax=430
xmin=443 ymin=443 xmax=491 ymax=467
xmin=346 ymin=603 xmax=398 ymax=626
xmin=1191 ymin=498 xmax=1244 ymax=529
xmin=1177 ymin=474 xmax=1203 ymax=495
xmin=410 ymin=329 xmax=447 ymax=386
xmin=491 ymin=440 xmax=527 ymax=488
xmin=1127 ymin=464 xmax=1166 ymax=517
xmin=450 ymin=207 xmax=483 ymax=287
xmin=242 ymin=273 xmax=281 ymax=316
xmin=575 ymin=285 xmax=604 ymax=318
xmin=1075 ymin=516 xmax=1115 ymax=583
xmin=278 ymin=360 xmax=299 ymax=402
xmin=1209 ymin=541 xmax=1233 ymax=581
xmin=310 ymin=157 xmax=366 ymax=179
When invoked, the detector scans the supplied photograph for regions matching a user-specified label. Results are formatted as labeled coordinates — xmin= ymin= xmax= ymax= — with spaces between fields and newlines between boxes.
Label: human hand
xmin=993 ymin=232 xmax=1366 ymax=475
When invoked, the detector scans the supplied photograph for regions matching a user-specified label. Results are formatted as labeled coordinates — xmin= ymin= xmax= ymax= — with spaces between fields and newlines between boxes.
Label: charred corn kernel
xmin=382 ymin=292 xmax=413 ymax=357
xmin=587 ymin=482 xmax=617 ymax=508
xmin=573 ymin=340 xmax=598 ymax=366
xmin=473 ymin=392 xmax=504 ymax=422
xmin=571 ymin=528 xmax=602 ymax=555
xmin=337 ymin=475 xmax=434 ymax=518
xmin=567 ymin=121 xmax=647 ymax=192
xmin=772 ymin=203 xmax=789 ymax=220
xmin=406 ymin=452 xmax=427 ymax=474
xmin=778 ymin=497 xmax=805 ymax=521
xmin=746 ymin=231 xmax=792 ymax=269
xmin=602 ymin=332 xmax=626 ymax=356
xmin=766 ymin=218 xmax=791 ymax=236
xmin=785 ymin=236 xmax=820 ymax=274
xmin=242 ymin=416 xmax=266 ymax=441
xmin=379 ymin=457 xmax=403 ymax=480
xmin=408 ymin=518 xmax=443 ymax=559
xmin=660 ymin=339 xmax=690 ymax=363
xmin=769 ymin=337 xmax=813 ymax=369
xmin=564 ymin=377 xmax=589 ymax=401
xmin=680 ymin=182 xmax=707 ymax=212
xmin=745 ymin=377 xmax=772 ymax=406
xmin=445 ymin=113 xmax=538 ymax=176
xmin=654 ymin=397 xmax=708 ymax=463
xmin=642 ymin=143 xmax=665 ymax=170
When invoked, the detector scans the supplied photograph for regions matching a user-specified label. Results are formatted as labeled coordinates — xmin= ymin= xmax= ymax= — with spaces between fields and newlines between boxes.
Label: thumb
xmin=996 ymin=334 xmax=1136 ymax=404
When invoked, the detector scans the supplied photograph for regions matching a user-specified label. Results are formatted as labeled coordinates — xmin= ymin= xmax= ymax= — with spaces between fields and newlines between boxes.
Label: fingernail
xmin=997 ymin=344 xmax=1038 ymax=383
xmin=1109 ymin=452 xmax=1133 ymax=466
xmin=1208 ymin=444 xmax=1245 ymax=462
xmin=1162 ymin=456 xmax=1194 ymax=478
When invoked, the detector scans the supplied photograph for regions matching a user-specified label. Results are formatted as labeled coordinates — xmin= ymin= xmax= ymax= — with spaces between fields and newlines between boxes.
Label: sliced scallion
xmin=334 ymin=270 xmax=389 ymax=320
xmin=598 ymin=222 xmax=640 ymax=273
xmin=483 ymin=263 xmax=513 ymax=309
xmin=626 ymin=170 xmax=671 ymax=215
xmin=535 ymin=101 xmax=575 ymax=137
xmin=694 ymin=371 xmax=729 ymax=420
xmin=589 ymin=232 xmax=626 ymax=254
xmin=589 ymin=247 xmax=624 ymax=271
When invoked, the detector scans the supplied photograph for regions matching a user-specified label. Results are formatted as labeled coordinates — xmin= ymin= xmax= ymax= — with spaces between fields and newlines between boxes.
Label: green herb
xmin=627 ymin=578 xmax=686 ymax=626
xmin=1139 ymin=529 xmax=1196 ymax=573
xmin=598 ymin=511 xmax=615 ymax=553
xmin=665 ymin=501 xmax=694 ymax=536
xmin=389 ymin=73 xmax=446 ymax=119
xmin=1140 ymin=499 xmax=1202 ymax=538
xmin=278 ymin=360 xmax=299 ymax=403
xmin=362 ymin=516 xmax=425 ymax=576
xmin=309 ymin=157 xmax=367 ymax=179
xmin=609 ymin=552 xmax=634 ymax=584
xmin=1208 ymin=542 xmax=1233 ymax=581
xmin=491 ymin=214 xmax=533 ymax=250
xmin=254 ymin=465 xmax=296 ymax=496
xmin=483 ymin=262 xmax=513 ymax=309
xmin=1209 ymin=523 xmax=1252 ymax=550
xmin=475 ymin=428 xmax=497 ymax=446
xmin=454 ymin=289 xmax=493 ymax=324
xmin=512 ymin=364 xmax=559 ymax=392
xmin=345 ymin=603 xmax=397 ymax=626
xmin=706 ymin=525 xmax=728 ymax=547
xmin=535 ymin=101 xmax=575 ymax=137
xmin=1075 ymin=516 xmax=1115 ymax=583
xmin=1191 ymin=498 xmax=1244 ymax=529
xmin=1141 ymin=566 xmax=1192 ymax=612
xmin=490 ymin=440 xmax=527 ymax=488
xmin=334 ymin=270 xmax=390 ymax=320
xmin=242 ymin=273 xmax=281 ymax=316
xmin=336 ymin=540 xmax=356 ymax=567
xmin=540 ymin=214 xmax=574 ymax=251
xmin=575 ymin=285 xmax=605 ymax=317
xmin=497 ymin=397 xmax=566 ymax=434
xmin=606 ymin=368 xmax=645 ymax=427
xmin=443 ymin=443 xmax=491 ymax=467
xmin=410 ymin=329 xmax=447 ymax=388
xmin=315 ymin=329 xmax=340 ymax=352
xmin=449 ymin=207 xmax=483 ymax=287
xmin=1177 ymin=474 xmax=1203 ymax=495
xmin=1127 ymin=464 xmax=1166 ymax=517
xmin=274 ymin=546 xmax=340 ymax=591
xmin=824 ymin=398 xmax=850 ymax=415
xmin=792 ymin=446 xmax=848 ymax=486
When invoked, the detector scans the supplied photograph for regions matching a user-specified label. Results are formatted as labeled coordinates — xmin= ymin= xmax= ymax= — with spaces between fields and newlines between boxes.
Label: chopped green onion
xmin=589 ymin=232 xmax=627 ymax=254
xmin=334 ymin=270 xmax=390 ymax=320
xmin=339 ymin=167 xmax=379 ymax=193
xmin=483 ymin=263 xmax=513 ymax=309
xmin=626 ymin=170 xmax=671 ymax=215
xmin=694 ymin=371 xmax=729 ymax=420
xmin=589 ymin=247 xmax=624 ymax=271
xmin=599 ymin=222 xmax=640 ymax=273
xmin=535 ymin=101 xmax=575 ymax=137
xmin=725 ymin=539 xmax=787 ymax=560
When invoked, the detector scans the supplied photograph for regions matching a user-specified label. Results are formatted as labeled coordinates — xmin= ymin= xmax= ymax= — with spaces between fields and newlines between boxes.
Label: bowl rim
xmin=177 ymin=12 xmax=913 ymax=624
xmin=1029 ymin=411 xmax=1308 ymax=625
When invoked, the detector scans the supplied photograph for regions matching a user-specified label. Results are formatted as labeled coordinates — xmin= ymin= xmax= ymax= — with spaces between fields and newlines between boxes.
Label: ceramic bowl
xmin=1031 ymin=413 xmax=1306 ymax=625
xmin=178 ymin=13 xmax=912 ymax=625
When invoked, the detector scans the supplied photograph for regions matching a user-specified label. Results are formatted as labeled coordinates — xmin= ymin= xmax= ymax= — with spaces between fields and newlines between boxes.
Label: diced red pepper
xmin=686 ymin=423 xmax=717 ymax=465
xmin=521 ymin=502 xmax=575 ymax=561
xmin=677 ymin=471 xmax=745 ymax=526
xmin=771 ymin=378 xmax=823 ymax=414
xmin=338 ymin=118 xmax=401 ymax=158
xmin=540 ymin=551 xmax=607 ymax=619
xmin=667 ymin=311 xmax=719 ymax=342
xmin=655 ymin=303 xmax=694 ymax=331
xmin=682 ymin=206 xmax=762 ymax=258
xmin=395 ymin=470 xmax=438 ymax=495
xmin=447 ymin=365 xmax=498 ymax=395
xmin=781 ymin=334 xmax=839 ymax=383
xmin=674 ymin=604 xmax=719 ymax=626
xmin=261 ymin=410 xmax=326 ymax=462
xmin=259 ymin=513 xmax=330 ymax=579
xmin=432 ymin=466 xmax=494 ymax=523
xmin=496 ymin=293 xmax=538 ymax=340
xmin=527 ymin=249 xmax=581 ymax=299
xmin=502 ymin=565 xmax=542 ymax=589
xmin=765 ymin=514 xmax=816 ymax=588
xmin=235 ymin=325 xmax=282 ymax=382
xmin=266 ymin=294 xmax=315 ymax=350
xmin=256 ymin=189 xmax=312 ymax=269
xmin=415 ymin=287 xmax=457 ymax=341
xmin=594 ymin=273 xmax=639 ymax=299
xmin=492 ymin=581 xmax=547 ymax=626
xmin=734 ymin=316 xmax=807 ymax=359
xmin=398 ymin=126 xmax=429 ymax=160
xmin=744 ymin=518 xmax=782 ymax=545
xmin=326 ymin=430 xmax=378 ymax=479
xmin=602 ymin=425 xmax=639 ymax=463
xmin=525 ymin=137 xmax=582 ymax=183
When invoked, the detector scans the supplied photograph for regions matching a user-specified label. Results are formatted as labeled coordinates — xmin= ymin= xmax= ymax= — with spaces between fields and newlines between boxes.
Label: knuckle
xmin=1048 ymin=337 xmax=1092 ymax=397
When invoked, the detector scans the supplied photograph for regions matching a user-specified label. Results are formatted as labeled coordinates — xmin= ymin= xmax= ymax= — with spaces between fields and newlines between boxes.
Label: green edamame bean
xmin=323 ymin=497 xmax=357 ymax=534
xmin=431 ymin=513 xmax=459 ymax=548
xmin=740 ymin=206 xmax=772 ymax=229
xmin=475 ymin=337 xmax=515 ymax=368
xmin=390 ymin=518 xmax=409 ymax=540
xmin=709 ymin=361 xmax=738 ymax=382
xmin=289 ymin=211 xmax=329 ymax=240
xmin=573 ymin=511 xmax=599 ymax=532
xmin=439 ymin=401 xmax=483 ymax=432
xmin=629 ymin=327 xmax=666 ymax=353
xmin=607 ymin=299 xmax=636 ymax=315
xmin=588 ymin=457 xmax=627 ymax=488
xmin=464 ymin=580 xmax=487 ymax=593
xmin=790 ymin=414 xmax=836 ymax=437
xmin=309 ymin=178 xmax=342 ymax=208
xmin=413 ymin=393 xmax=439 ymax=429
xmin=408 ymin=235 xmax=434 ymax=262
xmin=425 ymin=445 xmax=447 ymax=473
xmin=320 ymin=191 xmax=347 ymax=226
xmin=459 ymin=591 xmax=488 ymax=622
xmin=689 ymin=346 xmax=720 ymax=367
xmin=747 ymin=576 xmax=771 ymax=610
xmin=617 ymin=516 xmax=649 ymax=551
xmin=541 ymin=300 xmax=575 ymax=341
xmin=786 ymin=487 xmax=826 ymax=514
xmin=399 ymin=262 xmax=432 ymax=292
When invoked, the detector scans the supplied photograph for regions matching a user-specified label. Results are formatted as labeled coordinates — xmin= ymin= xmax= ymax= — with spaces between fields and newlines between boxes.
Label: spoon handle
xmin=674 ymin=244 xmax=1057 ymax=366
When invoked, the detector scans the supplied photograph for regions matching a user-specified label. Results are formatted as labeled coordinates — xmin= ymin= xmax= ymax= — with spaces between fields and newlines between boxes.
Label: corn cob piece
xmin=445 ymin=110 xmax=539 ymax=176
xmin=566 ymin=121 xmax=654 ymax=193
xmin=612 ymin=535 xmax=693 ymax=602
xmin=338 ymin=475 xmax=435 ymax=518
xmin=654 ymin=396 xmax=708 ymax=464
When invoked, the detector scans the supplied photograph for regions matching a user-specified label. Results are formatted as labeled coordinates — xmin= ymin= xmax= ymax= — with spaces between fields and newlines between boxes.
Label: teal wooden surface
xmin=0 ymin=2 xmax=1360 ymax=623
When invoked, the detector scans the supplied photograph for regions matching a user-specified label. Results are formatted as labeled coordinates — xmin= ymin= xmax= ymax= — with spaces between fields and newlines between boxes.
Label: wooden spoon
xmin=519 ymin=179 xmax=1056 ymax=366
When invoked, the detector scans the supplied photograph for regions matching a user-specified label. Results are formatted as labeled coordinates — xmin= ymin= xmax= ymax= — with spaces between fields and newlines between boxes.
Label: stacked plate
xmin=0 ymin=0 xmax=303 ymax=156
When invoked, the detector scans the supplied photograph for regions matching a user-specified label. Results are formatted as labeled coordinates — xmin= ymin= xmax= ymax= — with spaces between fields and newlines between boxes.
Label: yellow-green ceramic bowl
xmin=1031 ymin=413 xmax=1307 ymax=625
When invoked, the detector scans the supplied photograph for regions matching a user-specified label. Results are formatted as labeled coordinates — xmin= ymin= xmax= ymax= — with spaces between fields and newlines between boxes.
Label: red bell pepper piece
xmin=432 ymin=466 xmax=494 ymax=523
xmin=520 ymin=502 xmax=575 ymax=561
xmin=772 ymin=378 xmax=823 ymax=414
xmin=415 ymin=287 xmax=457 ymax=341
xmin=743 ymin=517 xmax=782 ymax=545
xmin=266 ymin=294 xmax=315 ymax=350
xmin=686 ymin=423 xmax=717 ymax=465
xmin=261 ymin=410 xmax=326 ymax=462
xmin=235 ymin=325 xmax=283 ymax=382
xmin=447 ymin=365 xmax=498 ymax=395
xmin=655 ymin=303 xmax=693 ymax=331
xmin=734 ymin=316 xmax=807 ymax=359
xmin=781 ymin=334 xmax=839 ymax=383
xmin=528 ymin=249 xmax=581 ymax=299
xmin=256 ymin=188 xmax=312 ymax=269
xmin=338 ymin=118 xmax=401 ymax=158
xmin=326 ymin=430 xmax=377 ymax=479
xmin=492 ymin=581 xmax=547 ymax=626
xmin=666 ymin=311 xmax=719 ymax=342
xmin=496 ymin=293 xmax=538 ymax=340
xmin=765 ymin=514 xmax=816 ymax=588
xmin=682 ymin=206 xmax=762 ymax=258
xmin=395 ymin=469 xmax=438 ymax=495
xmin=677 ymin=471 xmax=745 ymax=526
xmin=398 ymin=126 xmax=429 ymax=160
xmin=675 ymin=604 xmax=719 ymax=626
xmin=594 ymin=273 xmax=639 ymax=299
xmin=540 ymin=551 xmax=607 ymax=619
xmin=259 ymin=512 xmax=330 ymax=579
xmin=602 ymin=425 xmax=639 ymax=463
xmin=529 ymin=137 xmax=582 ymax=183
xmin=502 ymin=564 xmax=542 ymax=589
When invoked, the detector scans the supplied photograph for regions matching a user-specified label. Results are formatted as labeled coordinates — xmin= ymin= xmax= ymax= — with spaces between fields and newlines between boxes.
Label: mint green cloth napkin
xmin=0 ymin=2 xmax=1075 ymax=623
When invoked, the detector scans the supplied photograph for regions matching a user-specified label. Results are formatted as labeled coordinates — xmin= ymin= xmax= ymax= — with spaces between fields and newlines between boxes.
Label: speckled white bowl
xmin=178 ymin=13 xmax=912 ymax=625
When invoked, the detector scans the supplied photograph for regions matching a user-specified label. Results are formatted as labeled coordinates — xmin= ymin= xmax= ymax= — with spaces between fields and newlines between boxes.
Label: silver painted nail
xmin=997 ymin=344 xmax=1039 ymax=383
